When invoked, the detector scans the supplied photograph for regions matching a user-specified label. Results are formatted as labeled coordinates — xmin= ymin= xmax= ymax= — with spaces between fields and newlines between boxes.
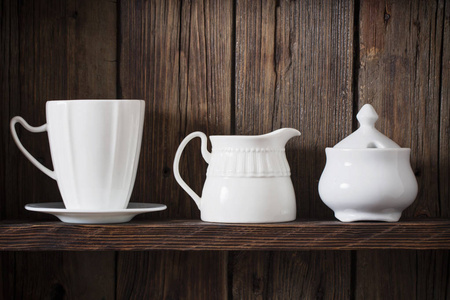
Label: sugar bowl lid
xmin=334 ymin=104 xmax=400 ymax=149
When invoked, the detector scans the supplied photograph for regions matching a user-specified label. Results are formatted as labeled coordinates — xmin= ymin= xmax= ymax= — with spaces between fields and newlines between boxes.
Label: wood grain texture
xmin=117 ymin=251 xmax=228 ymax=299
xmin=356 ymin=250 xmax=450 ymax=300
xmin=233 ymin=0 xmax=354 ymax=298
xmin=118 ymin=0 xmax=232 ymax=298
xmin=0 ymin=0 xmax=117 ymax=299
xmin=177 ymin=0 xmax=233 ymax=217
xmin=66 ymin=0 xmax=117 ymax=99
xmin=356 ymin=1 xmax=448 ymax=299
xmin=231 ymin=251 xmax=351 ymax=299
xmin=272 ymin=0 xmax=355 ymax=219
xmin=0 ymin=0 xmax=19 ymax=221
xmin=0 ymin=0 xmax=449 ymax=299
xmin=119 ymin=0 xmax=183 ymax=215
xmin=13 ymin=252 xmax=115 ymax=300
xmin=441 ymin=0 xmax=450 ymax=218
xmin=235 ymin=0 xmax=354 ymax=219
xmin=1 ymin=0 xmax=117 ymax=220
xmin=120 ymin=0 xmax=231 ymax=218
xmin=235 ymin=0 xmax=277 ymax=135
xmin=358 ymin=0 xmax=443 ymax=218
xmin=415 ymin=251 xmax=450 ymax=299
xmin=0 ymin=252 xmax=14 ymax=300
xmin=356 ymin=250 xmax=417 ymax=300
xmin=0 ymin=220 xmax=449 ymax=251
xmin=3 ymin=0 xmax=66 ymax=221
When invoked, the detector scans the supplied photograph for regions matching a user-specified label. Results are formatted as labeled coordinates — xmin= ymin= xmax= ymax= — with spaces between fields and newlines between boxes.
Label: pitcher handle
xmin=173 ymin=132 xmax=211 ymax=209
xmin=10 ymin=116 xmax=56 ymax=180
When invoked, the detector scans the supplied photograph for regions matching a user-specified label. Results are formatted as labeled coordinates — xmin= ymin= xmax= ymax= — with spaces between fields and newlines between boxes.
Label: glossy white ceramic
xmin=173 ymin=128 xmax=300 ymax=223
xmin=25 ymin=202 xmax=167 ymax=224
xmin=11 ymin=100 xmax=145 ymax=211
xmin=318 ymin=148 xmax=418 ymax=222
xmin=318 ymin=104 xmax=418 ymax=222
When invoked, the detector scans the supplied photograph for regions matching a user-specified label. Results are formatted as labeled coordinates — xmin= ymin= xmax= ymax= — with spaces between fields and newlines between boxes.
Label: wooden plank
xmin=356 ymin=250 xmax=417 ymax=300
xmin=273 ymin=0 xmax=355 ymax=219
xmin=414 ymin=3 xmax=450 ymax=298
xmin=2 ymin=0 xmax=65 ymax=221
xmin=119 ymin=0 xmax=232 ymax=218
xmin=1 ymin=220 xmax=449 ymax=251
xmin=13 ymin=252 xmax=115 ymax=299
xmin=119 ymin=0 xmax=184 ymax=215
xmin=0 ymin=252 xmax=14 ymax=299
xmin=356 ymin=0 xmax=447 ymax=299
xmin=440 ymin=0 xmax=450 ymax=217
xmin=118 ymin=0 xmax=232 ymax=298
xmin=0 ymin=0 xmax=19 ymax=221
xmin=358 ymin=0 xmax=442 ymax=218
xmin=66 ymin=0 xmax=117 ymax=99
xmin=0 ymin=0 xmax=118 ymax=299
xmin=2 ymin=0 xmax=118 ymax=220
xmin=234 ymin=0 xmax=355 ymax=219
xmin=233 ymin=0 xmax=355 ymax=298
xmin=117 ymin=251 xmax=228 ymax=299
xmin=235 ymin=0 xmax=277 ymax=136
xmin=415 ymin=251 xmax=450 ymax=299
xmin=230 ymin=252 xmax=270 ymax=299
xmin=231 ymin=251 xmax=351 ymax=299
xmin=177 ymin=0 xmax=233 ymax=217
xmin=357 ymin=250 xmax=450 ymax=300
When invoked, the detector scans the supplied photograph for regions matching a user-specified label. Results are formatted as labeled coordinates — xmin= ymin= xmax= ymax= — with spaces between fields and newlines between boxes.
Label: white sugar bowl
xmin=318 ymin=104 xmax=418 ymax=222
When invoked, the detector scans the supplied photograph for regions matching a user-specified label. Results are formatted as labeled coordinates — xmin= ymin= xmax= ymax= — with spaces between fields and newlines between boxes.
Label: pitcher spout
xmin=265 ymin=128 xmax=301 ymax=147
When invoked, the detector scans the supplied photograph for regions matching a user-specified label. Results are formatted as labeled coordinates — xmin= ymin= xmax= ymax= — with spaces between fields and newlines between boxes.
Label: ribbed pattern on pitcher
xmin=206 ymin=148 xmax=291 ymax=177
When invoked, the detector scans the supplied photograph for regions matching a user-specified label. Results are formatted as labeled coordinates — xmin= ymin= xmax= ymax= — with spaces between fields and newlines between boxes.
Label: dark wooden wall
xmin=1 ymin=0 xmax=449 ymax=299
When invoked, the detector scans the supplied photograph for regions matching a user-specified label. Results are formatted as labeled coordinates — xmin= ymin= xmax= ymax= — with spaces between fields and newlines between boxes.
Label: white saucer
xmin=25 ymin=202 xmax=167 ymax=224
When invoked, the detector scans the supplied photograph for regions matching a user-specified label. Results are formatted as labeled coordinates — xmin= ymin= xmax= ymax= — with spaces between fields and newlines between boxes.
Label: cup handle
xmin=10 ymin=116 xmax=56 ymax=180
xmin=173 ymin=131 xmax=211 ymax=210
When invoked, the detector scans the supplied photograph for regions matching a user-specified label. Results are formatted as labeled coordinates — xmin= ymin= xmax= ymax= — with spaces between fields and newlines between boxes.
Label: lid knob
xmin=357 ymin=104 xmax=378 ymax=127
xmin=333 ymin=104 xmax=401 ymax=149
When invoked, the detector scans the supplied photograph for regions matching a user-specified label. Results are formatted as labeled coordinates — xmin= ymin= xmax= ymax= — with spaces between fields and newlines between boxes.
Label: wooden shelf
xmin=0 ymin=219 xmax=449 ymax=251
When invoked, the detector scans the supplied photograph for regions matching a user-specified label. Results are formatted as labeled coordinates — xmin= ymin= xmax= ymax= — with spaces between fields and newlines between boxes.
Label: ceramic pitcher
xmin=173 ymin=128 xmax=300 ymax=223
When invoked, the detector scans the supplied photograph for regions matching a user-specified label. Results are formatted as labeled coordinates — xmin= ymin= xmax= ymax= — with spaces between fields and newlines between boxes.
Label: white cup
xmin=10 ymin=100 xmax=145 ymax=210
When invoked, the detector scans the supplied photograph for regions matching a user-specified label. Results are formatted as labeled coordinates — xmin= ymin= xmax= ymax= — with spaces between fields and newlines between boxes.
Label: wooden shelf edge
xmin=0 ymin=219 xmax=449 ymax=251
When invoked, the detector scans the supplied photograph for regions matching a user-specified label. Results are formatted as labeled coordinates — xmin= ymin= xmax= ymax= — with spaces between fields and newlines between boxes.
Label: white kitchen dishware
xmin=173 ymin=128 xmax=301 ymax=223
xmin=318 ymin=104 xmax=418 ymax=222
xmin=25 ymin=202 xmax=166 ymax=224
xmin=11 ymin=100 xmax=145 ymax=211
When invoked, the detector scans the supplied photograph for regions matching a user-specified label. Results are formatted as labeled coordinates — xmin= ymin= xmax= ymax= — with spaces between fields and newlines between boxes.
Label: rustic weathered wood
xmin=234 ymin=0 xmax=354 ymax=219
xmin=2 ymin=0 xmax=64 ymax=221
xmin=119 ymin=0 xmax=183 ymax=216
xmin=272 ymin=0 xmax=356 ymax=219
xmin=0 ymin=0 xmax=118 ymax=299
xmin=2 ymin=0 xmax=118 ymax=221
xmin=1 ymin=0 xmax=449 ymax=298
xmin=231 ymin=251 xmax=351 ymax=299
xmin=117 ymin=251 xmax=228 ymax=299
xmin=356 ymin=250 xmax=417 ymax=300
xmin=118 ymin=0 xmax=232 ymax=298
xmin=66 ymin=0 xmax=117 ymax=99
xmin=441 ymin=0 xmax=450 ymax=218
xmin=0 ymin=0 xmax=19 ymax=222
xmin=0 ymin=252 xmax=14 ymax=300
xmin=13 ymin=252 xmax=115 ymax=300
xmin=358 ymin=0 xmax=443 ymax=218
xmin=356 ymin=0 xmax=447 ymax=299
xmin=356 ymin=250 xmax=450 ymax=300
xmin=415 ymin=251 xmax=450 ymax=299
xmin=235 ymin=0 xmax=277 ymax=136
xmin=0 ymin=220 xmax=449 ymax=251
xmin=233 ymin=0 xmax=355 ymax=298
